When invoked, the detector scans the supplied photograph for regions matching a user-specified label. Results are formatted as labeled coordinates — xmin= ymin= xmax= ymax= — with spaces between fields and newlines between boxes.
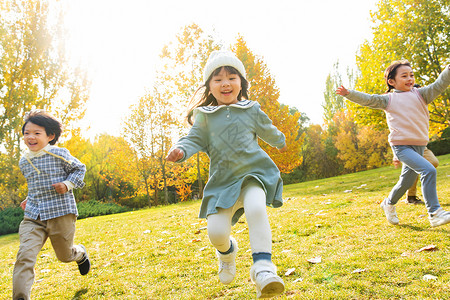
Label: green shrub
xmin=0 ymin=200 xmax=131 ymax=235
xmin=0 ymin=207 xmax=24 ymax=236
xmin=77 ymin=199 xmax=131 ymax=219
xmin=116 ymin=195 xmax=149 ymax=209
xmin=428 ymin=138 xmax=450 ymax=156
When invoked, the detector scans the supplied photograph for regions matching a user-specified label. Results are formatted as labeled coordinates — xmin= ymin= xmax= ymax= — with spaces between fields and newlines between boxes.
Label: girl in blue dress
xmin=167 ymin=50 xmax=287 ymax=298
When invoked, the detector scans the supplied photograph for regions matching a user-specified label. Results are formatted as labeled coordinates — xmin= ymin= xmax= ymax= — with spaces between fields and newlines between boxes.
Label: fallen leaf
xmin=423 ymin=274 xmax=437 ymax=281
xmin=191 ymin=239 xmax=201 ymax=243
xmin=352 ymin=268 xmax=366 ymax=273
xmin=194 ymin=230 xmax=201 ymax=234
xmin=285 ymin=268 xmax=296 ymax=276
xmin=307 ymin=256 xmax=322 ymax=264
xmin=401 ymin=251 xmax=413 ymax=257
xmin=416 ymin=245 xmax=437 ymax=252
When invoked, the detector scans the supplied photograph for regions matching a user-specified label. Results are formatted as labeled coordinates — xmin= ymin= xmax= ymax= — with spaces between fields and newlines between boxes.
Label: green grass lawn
xmin=1 ymin=154 xmax=450 ymax=299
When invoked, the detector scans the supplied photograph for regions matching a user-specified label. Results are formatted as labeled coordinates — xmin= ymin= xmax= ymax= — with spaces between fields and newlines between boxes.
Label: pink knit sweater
xmin=385 ymin=89 xmax=429 ymax=146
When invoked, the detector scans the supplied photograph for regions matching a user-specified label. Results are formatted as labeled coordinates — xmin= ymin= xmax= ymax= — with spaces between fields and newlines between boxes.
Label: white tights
xmin=207 ymin=180 xmax=272 ymax=254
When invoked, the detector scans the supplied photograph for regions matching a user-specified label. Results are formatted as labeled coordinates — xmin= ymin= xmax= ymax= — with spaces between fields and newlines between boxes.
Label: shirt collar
xmin=24 ymin=144 xmax=57 ymax=159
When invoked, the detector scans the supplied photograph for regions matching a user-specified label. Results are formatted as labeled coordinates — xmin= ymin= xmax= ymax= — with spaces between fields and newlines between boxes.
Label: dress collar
xmin=195 ymin=99 xmax=256 ymax=114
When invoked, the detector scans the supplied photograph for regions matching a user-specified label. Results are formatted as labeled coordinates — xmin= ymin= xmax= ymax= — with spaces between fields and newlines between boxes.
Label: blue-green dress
xmin=174 ymin=100 xmax=286 ymax=224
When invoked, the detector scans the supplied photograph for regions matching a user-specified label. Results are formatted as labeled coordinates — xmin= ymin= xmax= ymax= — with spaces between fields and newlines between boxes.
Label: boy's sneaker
xmin=216 ymin=237 xmax=238 ymax=285
xmin=250 ymin=260 xmax=285 ymax=298
xmin=380 ymin=199 xmax=399 ymax=225
xmin=429 ymin=208 xmax=450 ymax=227
xmin=77 ymin=245 xmax=91 ymax=275
xmin=406 ymin=196 xmax=425 ymax=205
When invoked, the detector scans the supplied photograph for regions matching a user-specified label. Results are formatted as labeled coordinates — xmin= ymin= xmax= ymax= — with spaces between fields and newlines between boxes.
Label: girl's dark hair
xmin=186 ymin=66 xmax=249 ymax=125
xmin=22 ymin=110 xmax=62 ymax=145
xmin=384 ymin=60 xmax=412 ymax=93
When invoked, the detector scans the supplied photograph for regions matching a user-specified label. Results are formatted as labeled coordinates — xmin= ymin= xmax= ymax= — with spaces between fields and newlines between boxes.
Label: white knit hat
xmin=203 ymin=50 xmax=247 ymax=83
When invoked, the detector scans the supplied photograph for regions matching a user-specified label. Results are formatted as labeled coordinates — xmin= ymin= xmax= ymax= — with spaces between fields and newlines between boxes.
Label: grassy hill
xmin=1 ymin=154 xmax=449 ymax=299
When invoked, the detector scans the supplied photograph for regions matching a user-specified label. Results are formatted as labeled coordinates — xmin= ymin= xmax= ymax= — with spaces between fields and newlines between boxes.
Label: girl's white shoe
xmin=380 ymin=198 xmax=399 ymax=225
xmin=216 ymin=237 xmax=238 ymax=284
xmin=251 ymin=260 xmax=285 ymax=298
xmin=429 ymin=208 xmax=450 ymax=227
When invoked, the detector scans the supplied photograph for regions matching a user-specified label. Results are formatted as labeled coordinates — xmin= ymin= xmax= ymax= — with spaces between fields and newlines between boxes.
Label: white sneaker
xmin=429 ymin=208 xmax=450 ymax=227
xmin=216 ymin=237 xmax=238 ymax=285
xmin=380 ymin=199 xmax=399 ymax=225
xmin=254 ymin=271 xmax=285 ymax=298
xmin=250 ymin=260 xmax=285 ymax=298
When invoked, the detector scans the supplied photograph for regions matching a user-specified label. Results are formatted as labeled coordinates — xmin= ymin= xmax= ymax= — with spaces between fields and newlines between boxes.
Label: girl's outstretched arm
xmin=166 ymin=148 xmax=184 ymax=162
xmin=417 ymin=64 xmax=450 ymax=104
xmin=336 ymin=85 xmax=350 ymax=96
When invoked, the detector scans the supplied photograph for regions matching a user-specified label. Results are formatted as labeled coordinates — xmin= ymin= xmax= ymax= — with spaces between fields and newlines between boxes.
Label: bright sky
xmin=64 ymin=0 xmax=378 ymax=138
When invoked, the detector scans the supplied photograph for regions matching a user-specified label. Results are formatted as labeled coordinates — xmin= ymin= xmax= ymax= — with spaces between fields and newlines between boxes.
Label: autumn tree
xmin=123 ymin=86 xmax=176 ymax=207
xmin=157 ymin=24 xmax=219 ymax=198
xmin=0 ymin=0 xmax=89 ymax=207
xmin=233 ymin=36 xmax=303 ymax=173
xmin=322 ymin=62 xmax=347 ymax=123
xmin=333 ymin=111 xmax=391 ymax=172
xmin=350 ymin=0 xmax=450 ymax=136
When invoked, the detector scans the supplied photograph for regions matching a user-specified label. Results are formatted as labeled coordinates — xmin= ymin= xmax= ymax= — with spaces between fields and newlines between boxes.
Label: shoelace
xmin=256 ymin=271 xmax=276 ymax=282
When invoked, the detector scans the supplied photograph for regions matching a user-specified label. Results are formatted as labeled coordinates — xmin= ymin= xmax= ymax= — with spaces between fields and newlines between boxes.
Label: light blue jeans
xmin=388 ymin=145 xmax=440 ymax=214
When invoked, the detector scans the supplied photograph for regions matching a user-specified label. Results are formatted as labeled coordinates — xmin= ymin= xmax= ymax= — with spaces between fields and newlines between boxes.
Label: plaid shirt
xmin=19 ymin=145 xmax=86 ymax=221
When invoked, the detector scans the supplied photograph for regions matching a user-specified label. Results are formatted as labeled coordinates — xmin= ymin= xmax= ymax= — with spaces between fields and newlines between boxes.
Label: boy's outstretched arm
xmin=336 ymin=85 xmax=350 ymax=96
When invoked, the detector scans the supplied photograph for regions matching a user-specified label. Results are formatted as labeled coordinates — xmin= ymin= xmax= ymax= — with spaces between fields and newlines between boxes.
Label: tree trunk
xmin=196 ymin=153 xmax=203 ymax=198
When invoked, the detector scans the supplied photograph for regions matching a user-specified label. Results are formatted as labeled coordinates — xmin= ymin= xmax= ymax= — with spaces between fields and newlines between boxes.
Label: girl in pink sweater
xmin=336 ymin=61 xmax=450 ymax=227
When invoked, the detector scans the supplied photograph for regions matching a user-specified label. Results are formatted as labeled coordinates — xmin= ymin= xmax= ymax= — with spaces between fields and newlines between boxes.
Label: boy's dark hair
xmin=384 ymin=60 xmax=412 ymax=93
xmin=22 ymin=110 xmax=62 ymax=145
xmin=186 ymin=66 xmax=249 ymax=125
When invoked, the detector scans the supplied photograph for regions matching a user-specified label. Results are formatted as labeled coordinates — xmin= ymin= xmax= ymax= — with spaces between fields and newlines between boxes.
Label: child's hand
xmin=20 ymin=199 xmax=27 ymax=210
xmin=336 ymin=85 xmax=350 ymax=96
xmin=166 ymin=148 xmax=184 ymax=162
xmin=392 ymin=158 xmax=401 ymax=169
xmin=278 ymin=145 xmax=288 ymax=153
xmin=52 ymin=182 xmax=68 ymax=194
